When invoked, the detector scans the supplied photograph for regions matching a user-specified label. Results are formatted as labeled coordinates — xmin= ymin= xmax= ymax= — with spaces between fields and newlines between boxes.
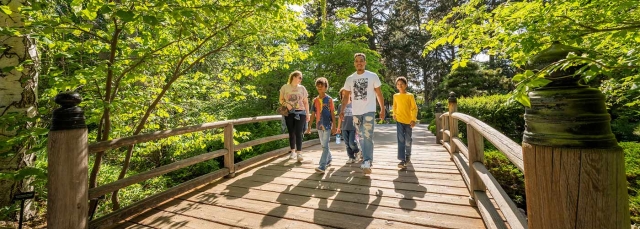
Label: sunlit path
xmin=115 ymin=124 xmax=489 ymax=228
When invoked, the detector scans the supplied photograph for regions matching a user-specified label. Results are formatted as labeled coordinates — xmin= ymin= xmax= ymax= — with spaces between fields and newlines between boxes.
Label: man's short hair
xmin=395 ymin=76 xmax=408 ymax=85
xmin=354 ymin=53 xmax=366 ymax=61
xmin=315 ymin=77 xmax=329 ymax=88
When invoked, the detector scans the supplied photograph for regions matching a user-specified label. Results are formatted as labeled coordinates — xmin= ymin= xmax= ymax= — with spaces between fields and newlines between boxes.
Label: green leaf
xmin=80 ymin=9 xmax=97 ymax=20
xmin=0 ymin=6 xmax=12 ymax=15
xmin=143 ymin=16 xmax=159 ymax=26
xmin=515 ymin=92 xmax=531 ymax=107
xmin=529 ymin=77 xmax=551 ymax=88
xmin=115 ymin=10 xmax=136 ymax=22
xmin=13 ymin=167 xmax=47 ymax=180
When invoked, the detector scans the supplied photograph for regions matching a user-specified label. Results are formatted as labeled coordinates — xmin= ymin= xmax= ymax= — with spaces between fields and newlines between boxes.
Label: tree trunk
xmin=0 ymin=0 xmax=39 ymax=219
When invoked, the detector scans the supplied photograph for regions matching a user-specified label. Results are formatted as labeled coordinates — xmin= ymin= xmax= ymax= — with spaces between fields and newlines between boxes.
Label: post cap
xmin=435 ymin=102 xmax=444 ymax=113
xmin=51 ymin=90 xmax=86 ymax=131
xmin=448 ymin=92 xmax=457 ymax=103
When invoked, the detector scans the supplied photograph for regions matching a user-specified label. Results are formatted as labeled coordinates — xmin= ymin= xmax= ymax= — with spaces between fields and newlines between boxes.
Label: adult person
xmin=339 ymin=53 xmax=385 ymax=174
xmin=279 ymin=70 xmax=310 ymax=162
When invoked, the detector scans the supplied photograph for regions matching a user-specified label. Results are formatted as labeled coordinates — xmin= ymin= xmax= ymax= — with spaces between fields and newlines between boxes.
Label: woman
xmin=279 ymin=70 xmax=310 ymax=162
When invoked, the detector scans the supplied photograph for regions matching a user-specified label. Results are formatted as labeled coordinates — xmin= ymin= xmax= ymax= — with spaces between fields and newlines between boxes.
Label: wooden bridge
xmin=114 ymin=124 xmax=487 ymax=229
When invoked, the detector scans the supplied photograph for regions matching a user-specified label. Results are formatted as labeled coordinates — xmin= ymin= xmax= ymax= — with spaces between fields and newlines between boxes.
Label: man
xmin=340 ymin=53 xmax=385 ymax=174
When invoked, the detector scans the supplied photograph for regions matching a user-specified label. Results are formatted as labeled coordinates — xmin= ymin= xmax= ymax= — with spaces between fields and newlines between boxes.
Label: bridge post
xmin=467 ymin=124 xmax=486 ymax=207
xmin=434 ymin=102 xmax=444 ymax=144
xmin=447 ymin=92 xmax=458 ymax=160
xmin=523 ymin=42 xmax=629 ymax=228
xmin=224 ymin=123 xmax=235 ymax=178
xmin=47 ymin=91 xmax=88 ymax=229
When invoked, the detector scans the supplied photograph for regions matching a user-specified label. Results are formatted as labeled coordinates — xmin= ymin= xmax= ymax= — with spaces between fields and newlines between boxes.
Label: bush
xmin=484 ymin=149 xmax=526 ymax=209
xmin=456 ymin=94 xmax=525 ymax=143
xmin=623 ymin=141 xmax=640 ymax=224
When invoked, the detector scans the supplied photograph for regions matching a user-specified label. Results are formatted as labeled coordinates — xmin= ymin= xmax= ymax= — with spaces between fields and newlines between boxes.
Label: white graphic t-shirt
xmin=279 ymin=84 xmax=309 ymax=110
xmin=342 ymin=70 xmax=381 ymax=115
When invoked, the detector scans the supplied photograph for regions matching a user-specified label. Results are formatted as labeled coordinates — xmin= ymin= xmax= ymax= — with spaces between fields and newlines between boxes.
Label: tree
xmin=0 ymin=0 xmax=40 ymax=219
xmin=28 ymin=0 xmax=310 ymax=212
xmin=424 ymin=0 xmax=640 ymax=106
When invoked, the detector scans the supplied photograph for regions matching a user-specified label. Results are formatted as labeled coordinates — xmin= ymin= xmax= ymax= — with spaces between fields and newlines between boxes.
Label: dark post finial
xmin=435 ymin=102 xmax=444 ymax=113
xmin=524 ymin=42 xmax=617 ymax=148
xmin=51 ymin=90 xmax=86 ymax=131
xmin=448 ymin=92 xmax=457 ymax=103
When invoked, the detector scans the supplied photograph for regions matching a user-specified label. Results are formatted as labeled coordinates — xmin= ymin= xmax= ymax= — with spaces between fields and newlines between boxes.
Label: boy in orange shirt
xmin=392 ymin=77 xmax=417 ymax=169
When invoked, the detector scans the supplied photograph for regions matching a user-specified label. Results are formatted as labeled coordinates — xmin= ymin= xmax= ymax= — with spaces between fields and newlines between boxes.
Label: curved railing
xmin=437 ymin=107 xmax=527 ymax=229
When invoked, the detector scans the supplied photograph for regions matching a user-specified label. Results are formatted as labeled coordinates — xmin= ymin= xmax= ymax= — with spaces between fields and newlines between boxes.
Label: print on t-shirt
xmin=353 ymin=78 xmax=369 ymax=101
xmin=287 ymin=93 xmax=301 ymax=109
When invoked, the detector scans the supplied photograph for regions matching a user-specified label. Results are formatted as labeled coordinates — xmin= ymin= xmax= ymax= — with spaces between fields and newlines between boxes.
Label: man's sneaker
xmin=289 ymin=151 xmax=296 ymax=159
xmin=398 ymin=160 xmax=407 ymax=169
xmin=361 ymin=160 xmax=372 ymax=174
xmin=315 ymin=167 xmax=325 ymax=174
xmin=296 ymin=153 xmax=304 ymax=162
xmin=346 ymin=158 xmax=356 ymax=164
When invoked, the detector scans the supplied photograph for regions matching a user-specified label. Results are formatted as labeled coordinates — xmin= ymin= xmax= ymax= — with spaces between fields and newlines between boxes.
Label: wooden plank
xmin=124 ymin=208 xmax=239 ymax=229
xmin=452 ymin=152 xmax=471 ymax=193
xmin=177 ymin=189 xmax=484 ymax=229
xmin=225 ymin=170 xmax=473 ymax=206
xmin=236 ymin=133 xmax=288 ymax=150
xmin=89 ymin=149 xmax=227 ymax=199
xmin=265 ymin=161 xmax=463 ymax=177
xmin=89 ymin=120 xmax=231 ymax=153
xmin=522 ymin=143 xmax=538 ymax=228
xmin=468 ymin=126 xmax=486 ymax=196
xmin=89 ymin=168 xmax=230 ymax=229
xmin=231 ymin=115 xmax=282 ymax=125
xmin=443 ymin=130 xmax=451 ymax=139
xmin=474 ymin=162 xmax=527 ymax=229
xmin=475 ymin=191 xmax=508 ymax=229
xmin=112 ymin=221 xmax=155 ymax=229
xmin=234 ymin=139 xmax=321 ymax=171
xmin=452 ymin=137 xmax=469 ymax=158
xmin=208 ymin=180 xmax=480 ymax=218
xmin=556 ymin=147 xmax=580 ymax=229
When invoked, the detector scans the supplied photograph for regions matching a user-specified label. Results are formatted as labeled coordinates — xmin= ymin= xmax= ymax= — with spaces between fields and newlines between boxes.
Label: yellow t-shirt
xmin=393 ymin=93 xmax=418 ymax=124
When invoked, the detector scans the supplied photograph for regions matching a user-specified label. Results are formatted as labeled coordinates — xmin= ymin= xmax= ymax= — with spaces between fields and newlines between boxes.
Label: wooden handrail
xmin=452 ymin=112 xmax=523 ymax=173
xmin=88 ymin=149 xmax=228 ymax=199
xmin=43 ymin=114 xmax=322 ymax=229
xmin=436 ymin=95 xmax=527 ymax=229
xmin=88 ymin=115 xmax=283 ymax=153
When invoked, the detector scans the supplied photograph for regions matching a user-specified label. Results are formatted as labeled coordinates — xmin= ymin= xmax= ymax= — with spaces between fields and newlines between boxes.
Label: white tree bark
xmin=0 ymin=0 xmax=39 ymax=219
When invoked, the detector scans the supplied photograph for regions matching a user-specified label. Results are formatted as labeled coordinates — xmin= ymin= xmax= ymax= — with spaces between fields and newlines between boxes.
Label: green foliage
xmin=601 ymin=78 xmax=640 ymax=142
xmin=425 ymin=0 xmax=640 ymax=106
xmin=622 ymin=142 xmax=640 ymax=224
xmin=456 ymin=95 xmax=525 ymax=143
xmin=441 ymin=61 xmax=512 ymax=98
xmin=484 ymin=149 xmax=526 ymax=209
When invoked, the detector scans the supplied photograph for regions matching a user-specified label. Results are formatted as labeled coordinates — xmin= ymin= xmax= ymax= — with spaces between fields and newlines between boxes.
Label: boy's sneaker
xmin=397 ymin=160 xmax=407 ymax=169
xmin=315 ymin=167 xmax=325 ymax=174
xmin=346 ymin=158 xmax=356 ymax=164
xmin=356 ymin=151 xmax=363 ymax=162
xmin=289 ymin=151 xmax=296 ymax=159
xmin=296 ymin=153 xmax=304 ymax=162
xmin=327 ymin=160 xmax=332 ymax=167
xmin=361 ymin=160 xmax=372 ymax=174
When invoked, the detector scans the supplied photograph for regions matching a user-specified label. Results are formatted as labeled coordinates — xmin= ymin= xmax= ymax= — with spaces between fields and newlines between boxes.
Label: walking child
xmin=307 ymin=77 xmax=337 ymax=173
xmin=393 ymin=77 xmax=417 ymax=169
xmin=337 ymin=88 xmax=361 ymax=164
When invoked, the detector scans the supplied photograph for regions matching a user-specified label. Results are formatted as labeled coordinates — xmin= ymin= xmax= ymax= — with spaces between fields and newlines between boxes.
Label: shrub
xmin=456 ymin=94 xmax=525 ymax=143
xmin=623 ymin=141 xmax=640 ymax=224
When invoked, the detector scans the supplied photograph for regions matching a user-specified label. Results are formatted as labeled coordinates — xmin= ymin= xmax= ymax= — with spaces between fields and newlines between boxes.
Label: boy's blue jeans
xmin=341 ymin=129 xmax=359 ymax=159
xmin=353 ymin=112 xmax=375 ymax=164
xmin=396 ymin=122 xmax=413 ymax=161
xmin=317 ymin=129 xmax=333 ymax=170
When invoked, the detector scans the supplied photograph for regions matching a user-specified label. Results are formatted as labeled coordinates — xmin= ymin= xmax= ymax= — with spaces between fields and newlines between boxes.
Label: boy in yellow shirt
xmin=392 ymin=77 xmax=417 ymax=169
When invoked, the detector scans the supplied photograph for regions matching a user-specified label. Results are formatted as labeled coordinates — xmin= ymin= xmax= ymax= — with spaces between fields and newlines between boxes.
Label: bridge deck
xmin=115 ymin=124 xmax=489 ymax=228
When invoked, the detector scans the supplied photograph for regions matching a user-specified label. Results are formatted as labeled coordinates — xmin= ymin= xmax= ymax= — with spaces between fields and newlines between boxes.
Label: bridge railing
xmin=46 ymin=93 xmax=319 ymax=229
xmin=436 ymin=93 xmax=527 ymax=229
